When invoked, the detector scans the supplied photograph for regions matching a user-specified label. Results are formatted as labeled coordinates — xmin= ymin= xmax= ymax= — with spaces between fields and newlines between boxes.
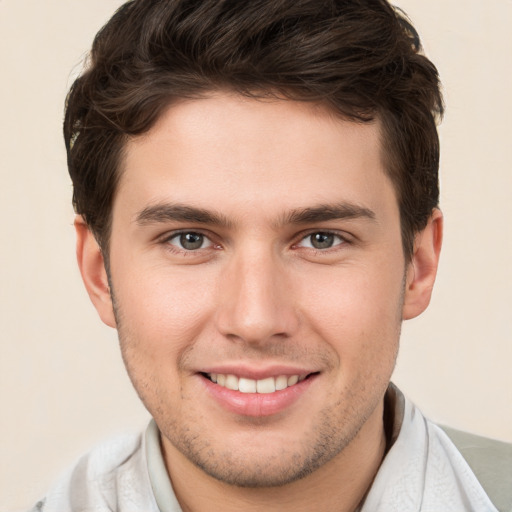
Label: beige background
xmin=1 ymin=0 xmax=511 ymax=510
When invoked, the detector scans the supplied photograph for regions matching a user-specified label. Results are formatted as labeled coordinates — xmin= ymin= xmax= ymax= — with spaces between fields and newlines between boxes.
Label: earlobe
xmin=402 ymin=209 xmax=443 ymax=320
xmin=74 ymin=217 xmax=117 ymax=328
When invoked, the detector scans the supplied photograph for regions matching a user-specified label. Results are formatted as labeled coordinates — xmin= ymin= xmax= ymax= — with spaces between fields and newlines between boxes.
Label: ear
xmin=74 ymin=216 xmax=116 ymax=328
xmin=402 ymin=209 xmax=443 ymax=320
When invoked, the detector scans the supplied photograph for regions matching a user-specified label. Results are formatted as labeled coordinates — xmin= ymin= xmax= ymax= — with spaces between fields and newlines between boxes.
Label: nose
xmin=215 ymin=247 xmax=299 ymax=346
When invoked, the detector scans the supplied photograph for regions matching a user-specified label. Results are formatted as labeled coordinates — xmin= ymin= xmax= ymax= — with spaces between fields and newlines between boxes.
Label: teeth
xmin=225 ymin=374 xmax=239 ymax=391
xmin=239 ymin=377 xmax=257 ymax=393
xmin=256 ymin=377 xmax=275 ymax=394
xmin=287 ymin=375 xmax=299 ymax=386
xmin=207 ymin=373 xmax=306 ymax=393
xmin=275 ymin=375 xmax=288 ymax=391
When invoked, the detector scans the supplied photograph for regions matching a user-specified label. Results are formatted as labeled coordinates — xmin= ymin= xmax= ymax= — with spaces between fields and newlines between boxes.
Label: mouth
xmin=200 ymin=369 xmax=319 ymax=416
xmin=202 ymin=372 xmax=314 ymax=394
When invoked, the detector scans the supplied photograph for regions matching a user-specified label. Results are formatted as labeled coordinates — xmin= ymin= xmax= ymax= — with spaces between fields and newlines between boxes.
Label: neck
xmin=163 ymin=400 xmax=387 ymax=512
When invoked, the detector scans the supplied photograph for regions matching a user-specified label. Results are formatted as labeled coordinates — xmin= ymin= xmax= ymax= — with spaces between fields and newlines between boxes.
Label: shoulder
xmin=438 ymin=425 xmax=512 ymax=512
xmin=30 ymin=430 xmax=159 ymax=512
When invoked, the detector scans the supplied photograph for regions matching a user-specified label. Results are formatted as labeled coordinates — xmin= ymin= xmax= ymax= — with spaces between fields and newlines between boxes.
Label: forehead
xmin=116 ymin=92 xmax=396 ymax=225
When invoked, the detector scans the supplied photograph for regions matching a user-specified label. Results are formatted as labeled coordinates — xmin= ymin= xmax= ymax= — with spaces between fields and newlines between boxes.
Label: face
xmin=93 ymin=93 xmax=415 ymax=486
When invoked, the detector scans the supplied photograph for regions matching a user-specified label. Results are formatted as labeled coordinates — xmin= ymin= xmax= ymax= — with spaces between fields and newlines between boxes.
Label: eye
xmin=298 ymin=232 xmax=345 ymax=250
xmin=167 ymin=232 xmax=213 ymax=251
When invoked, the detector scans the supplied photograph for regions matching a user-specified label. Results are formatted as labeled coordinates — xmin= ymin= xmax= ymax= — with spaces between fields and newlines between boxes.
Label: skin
xmin=76 ymin=92 xmax=442 ymax=512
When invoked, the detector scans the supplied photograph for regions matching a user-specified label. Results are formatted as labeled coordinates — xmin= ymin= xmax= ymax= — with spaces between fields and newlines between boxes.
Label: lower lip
xmin=200 ymin=374 xmax=317 ymax=417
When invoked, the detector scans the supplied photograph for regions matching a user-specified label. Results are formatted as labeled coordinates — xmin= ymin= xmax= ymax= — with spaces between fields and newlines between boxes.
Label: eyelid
xmin=160 ymin=229 xmax=219 ymax=251
xmin=156 ymin=228 xmax=353 ymax=253
xmin=293 ymin=229 xmax=352 ymax=250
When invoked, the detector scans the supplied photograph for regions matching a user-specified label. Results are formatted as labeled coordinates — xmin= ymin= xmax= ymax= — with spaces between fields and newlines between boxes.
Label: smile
xmin=206 ymin=373 xmax=308 ymax=394
xmin=201 ymin=370 xmax=318 ymax=416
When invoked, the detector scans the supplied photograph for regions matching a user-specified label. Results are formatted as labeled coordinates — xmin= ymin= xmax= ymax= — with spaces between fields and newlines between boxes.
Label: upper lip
xmin=198 ymin=364 xmax=318 ymax=380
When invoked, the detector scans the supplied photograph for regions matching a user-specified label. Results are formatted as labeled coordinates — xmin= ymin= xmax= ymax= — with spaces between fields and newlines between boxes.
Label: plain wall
xmin=0 ymin=1 xmax=510 ymax=510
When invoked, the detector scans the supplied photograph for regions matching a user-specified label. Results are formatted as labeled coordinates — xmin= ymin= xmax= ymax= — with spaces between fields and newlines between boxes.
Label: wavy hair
xmin=64 ymin=0 xmax=443 ymax=260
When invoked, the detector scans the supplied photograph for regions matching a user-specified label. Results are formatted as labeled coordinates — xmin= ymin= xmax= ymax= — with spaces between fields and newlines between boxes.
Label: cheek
xmin=295 ymin=260 xmax=404 ymax=363
xmin=112 ymin=262 xmax=218 ymax=357
xmin=112 ymin=266 xmax=219 ymax=411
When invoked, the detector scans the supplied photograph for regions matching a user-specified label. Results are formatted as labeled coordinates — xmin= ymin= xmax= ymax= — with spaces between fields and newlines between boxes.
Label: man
xmin=33 ymin=0 xmax=510 ymax=510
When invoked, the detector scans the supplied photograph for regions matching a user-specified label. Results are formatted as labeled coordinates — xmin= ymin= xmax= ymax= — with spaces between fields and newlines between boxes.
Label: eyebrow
xmin=134 ymin=201 xmax=376 ymax=229
xmin=281 ymin=203 xmax=376 ymax=225
xmin=135 ymin=203 xmax=233 ymax=228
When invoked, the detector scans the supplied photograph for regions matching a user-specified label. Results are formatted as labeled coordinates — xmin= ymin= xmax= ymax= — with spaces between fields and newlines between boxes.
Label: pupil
xmin=312 ymin=233 xmax=334 ymax=249
xmin=180 ymin=233 xmax=203 ymax=250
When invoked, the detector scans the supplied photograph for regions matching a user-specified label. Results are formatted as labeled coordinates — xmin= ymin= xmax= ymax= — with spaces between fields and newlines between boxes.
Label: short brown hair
xmin=64 ymin=0 xmax=443 ymax=259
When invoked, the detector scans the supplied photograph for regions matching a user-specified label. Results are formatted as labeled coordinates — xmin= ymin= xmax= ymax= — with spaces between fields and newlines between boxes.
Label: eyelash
xmin=294 ymin=230 xmax=349 ymax=251
xmin=160 ymin=229 xmax=351 ymax=255
xmin=161 ymin=230 xmax=218 ymax=255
